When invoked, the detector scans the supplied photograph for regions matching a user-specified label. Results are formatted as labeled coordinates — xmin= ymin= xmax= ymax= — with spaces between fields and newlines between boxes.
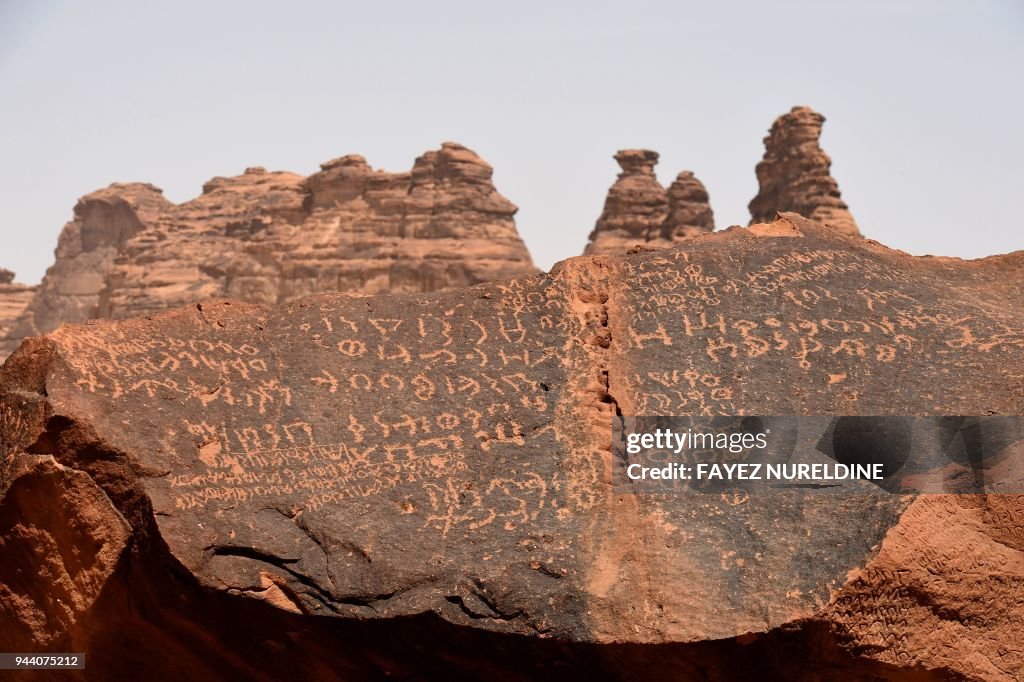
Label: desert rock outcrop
xmin=0 ymin=143 xmax=536 ymax=360
xmin=664 ymin=171 xmax=715 ymax=240
xmin=1 ymin=183 xmax=176 ymax=359
xmin=0 ymin=270 xmax=36 ymax=351
xmin=748 ymin=106 xmax=860 ymax=237
xmin=3 ymin=215 xmax=1022 ymax=680
xmin=584 ymin=150 xmax=714 ymax=255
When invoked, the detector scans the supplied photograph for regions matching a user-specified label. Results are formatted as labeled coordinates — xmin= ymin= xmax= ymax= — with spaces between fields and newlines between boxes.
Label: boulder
xmin=2 ymin=215 xmax=1022 ymax=679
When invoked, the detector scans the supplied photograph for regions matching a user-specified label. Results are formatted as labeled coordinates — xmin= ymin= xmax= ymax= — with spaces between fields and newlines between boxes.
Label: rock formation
xmin=664 ymin=171 xmax=715 ymax=240
xmin=94 ymin=167 xmax=309 ymax=321
xmin=0 ymin=270 xmax=36 ymax=350
xmin=583 ymin=150 xmax=714 ymax=255
xmin=749 ymin=106 xmax=861 ymax=237
xmin=584 ymin=150 xmax=668 ymax=255
xmin=3 ymin=215 xmax=1023 ymax=680
xmin=0 ymin=143 xmax=536 ymax=360
xmin=0 ymin=185 xmax=173 ymax=360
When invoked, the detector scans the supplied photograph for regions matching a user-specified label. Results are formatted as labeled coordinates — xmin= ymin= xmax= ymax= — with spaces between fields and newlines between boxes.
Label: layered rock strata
xmin=664 ymin=171 xmax=715 ymax=240
xmin=3 ymin=215 xmax=1022 ymax=680
xmin=749 ymin=106 xmax=861 ymax=237
xmin=0 ymin=185 xmax=172 ymax=360
xmin=0 ymin=270 xmax=36 ymax=349
xmin=1 ymin=143 xmax=536 ymax=360
xmin=584 ymin=150 xmax=714 ymax=255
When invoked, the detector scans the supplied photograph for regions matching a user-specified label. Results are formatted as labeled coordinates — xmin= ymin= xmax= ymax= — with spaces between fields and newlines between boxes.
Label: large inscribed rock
xmin=2 ymin=215 xmax=1023 ymax=680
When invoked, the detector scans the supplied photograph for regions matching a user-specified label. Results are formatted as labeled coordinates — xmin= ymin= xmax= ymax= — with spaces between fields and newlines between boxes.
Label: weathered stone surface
xmin=2 ymin=215 xmax=1023 ymax=679
xmin=0 ymin=456 xmax=131 ymax=651
xmin=96 ymin=167 xmax=308 ymax=320
xmin=665 ymin=171 xmax=715 ymax=240
xmin=584 ymin=149 xmax=669 ymax=256
xmin=749 ymin=106 xmax=861 ymax=237
xmin=1 ymin=184 xmax=174 ymax=360
xmin=1 ymin=144 xmax=536 ymax=361
xmin=584 ymin=151 xmax=714 ymax=255
xmin=0 ymin=270 xmax=36 ymax=352
xmin=99 ymin=142 xmax=536 ymax=319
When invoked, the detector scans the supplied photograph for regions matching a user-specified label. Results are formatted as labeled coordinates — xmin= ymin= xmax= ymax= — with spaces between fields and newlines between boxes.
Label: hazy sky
xmin=1 ymin=0 xmax=1021 ymax=284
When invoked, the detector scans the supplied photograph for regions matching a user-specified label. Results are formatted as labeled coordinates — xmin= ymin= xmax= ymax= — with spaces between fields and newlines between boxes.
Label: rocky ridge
xmin=3 ymin=215 xmax=1023 ymax=680
xmin=0 ymin=143 xmax=536 ymax=360
xmin=3 ymin=108 xmax=875 ymax=363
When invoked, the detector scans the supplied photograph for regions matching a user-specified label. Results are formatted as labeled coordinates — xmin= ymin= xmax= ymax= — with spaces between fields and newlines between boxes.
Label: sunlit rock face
xmin=584 ymin=149 xmax=714 ymax=255
xmin=4 ymin=215 xmax=1023 ymax=680
xmin=0 ymin=269 xmax=36 ymax=354
xmin=1 ymin=143 xmax=536 ymax=360
xmin=749 ymin=106 xmax=860 ymax=237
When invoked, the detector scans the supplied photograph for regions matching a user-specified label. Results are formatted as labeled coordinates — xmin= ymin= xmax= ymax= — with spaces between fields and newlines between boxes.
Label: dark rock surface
xmin=2 ymin=215 xmax=1023 ymax=680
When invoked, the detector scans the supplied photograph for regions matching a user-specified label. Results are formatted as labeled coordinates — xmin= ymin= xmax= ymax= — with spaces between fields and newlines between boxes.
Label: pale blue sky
xmin=1 ymin=0 xmax=1021 ymax=283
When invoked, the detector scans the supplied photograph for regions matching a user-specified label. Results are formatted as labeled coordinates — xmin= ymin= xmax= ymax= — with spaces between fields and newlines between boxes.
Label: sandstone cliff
xmin=748 ymin=106 xmax=861 ymax=237
xmin=1 ymin=143 xmax=536 ymax=360
xmin=3 ymin=215 xmax=1022 ymax=680
xmin=0 ymin=270 xmax=36 ymax=348
xmin=99 ymin=142 xmax=535 ymax=319
xmin=0 ymin=184 xmax=173 ymax=360
xmin=583 ymin=150 xmax=714 ymax=255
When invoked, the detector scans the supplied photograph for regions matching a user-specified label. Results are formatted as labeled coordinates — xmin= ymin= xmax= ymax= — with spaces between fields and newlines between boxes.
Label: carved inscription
xmin=55 ymin=327 xmax=289 ymax=413
xmin=618 ymin=246 xmax=1024 ymax=415
xmin=49 ymin=281 xmax=574 ymax=537
xmin=169 ymin=421 xmax=470 ymax=513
